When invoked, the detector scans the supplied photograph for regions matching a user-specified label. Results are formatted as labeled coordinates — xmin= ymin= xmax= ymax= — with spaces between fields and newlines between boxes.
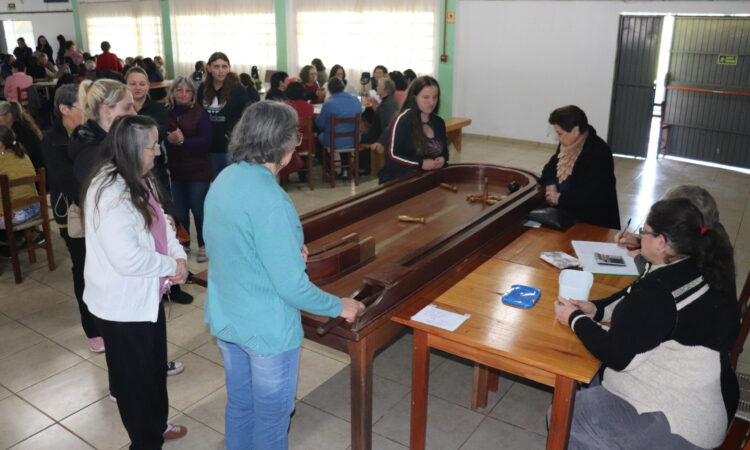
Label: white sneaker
xmin=196 ymin=247 xmax=207 ymax=263
xmin=167 ymin=360 xmax=184 ymax=376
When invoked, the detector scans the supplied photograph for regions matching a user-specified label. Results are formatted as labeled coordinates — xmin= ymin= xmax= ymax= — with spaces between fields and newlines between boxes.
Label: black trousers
xmin=60 ymin=228 xmax=99 ymax=338
xmin=94 ymin=304 xmax=168 ymax=450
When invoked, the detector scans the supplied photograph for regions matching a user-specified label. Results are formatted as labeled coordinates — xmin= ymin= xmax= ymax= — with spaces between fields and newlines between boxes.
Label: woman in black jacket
xmin=41 ymin=84 xmax=102 ymax=350
xmin=378 ymin=76 xmax=448 ymax=184
xmin=35 ymin=36 xmax=54 ymax=63
xmin=196 ymin=52 xmax=249 ymax=178
xmin=541 ymin=105 xmax=620 ymax=229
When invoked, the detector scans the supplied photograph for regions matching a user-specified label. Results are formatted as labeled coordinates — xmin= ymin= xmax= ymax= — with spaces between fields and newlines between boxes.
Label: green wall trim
xmin=71 ymin=0 xmax=83 ymax=49
xmin=160 ymin=0 xmax=175 ymax=78
xmin=274 ymin=0 xmax=287 ymax=71
xmin=437 ymin=0 xmax=456 ymax=117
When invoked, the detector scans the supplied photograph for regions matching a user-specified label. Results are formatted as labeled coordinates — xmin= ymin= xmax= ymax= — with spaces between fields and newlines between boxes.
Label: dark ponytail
xmin=0 ymin=125 xmax=26 ymax=158
xmin=647 ymin=198 xmax=735 ymax=293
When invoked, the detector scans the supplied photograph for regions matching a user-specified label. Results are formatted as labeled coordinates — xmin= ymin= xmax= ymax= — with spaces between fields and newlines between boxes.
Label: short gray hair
xmin=663 ymin=185 xmax=720 ymax=223
xmin=229 ymin=101 xmax=298 ymax=165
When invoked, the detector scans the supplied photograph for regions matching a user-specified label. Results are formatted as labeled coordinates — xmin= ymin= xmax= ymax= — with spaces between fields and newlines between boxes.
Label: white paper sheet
xmin=571 ymin=240 xmax=639 ymax=276
xmin=411 ymin=305 xmax=470 ymax=332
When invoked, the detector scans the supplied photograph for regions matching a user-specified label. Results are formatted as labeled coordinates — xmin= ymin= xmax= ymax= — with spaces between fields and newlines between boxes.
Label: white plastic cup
xmin=558 ymin=269 xmax=594 ymax=301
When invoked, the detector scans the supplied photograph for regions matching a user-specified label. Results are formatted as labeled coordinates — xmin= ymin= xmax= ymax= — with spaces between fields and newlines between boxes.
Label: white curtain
xmin=169 ymin=0 xmax=276 ymax=79
xmin=79 ymin=0 xmax=163 ymax=60
xmin=291 ymin=0 xmax=438 ymax=88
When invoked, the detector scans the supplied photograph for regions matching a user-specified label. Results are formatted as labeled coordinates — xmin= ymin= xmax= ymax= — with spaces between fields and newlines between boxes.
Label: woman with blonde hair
xmin=0 ymin=101 xmax=44 ymax=170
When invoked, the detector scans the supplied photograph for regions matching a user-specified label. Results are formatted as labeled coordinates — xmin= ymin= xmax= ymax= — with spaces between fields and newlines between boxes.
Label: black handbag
xmin=528 ymin=207 xmax=576 ymax=231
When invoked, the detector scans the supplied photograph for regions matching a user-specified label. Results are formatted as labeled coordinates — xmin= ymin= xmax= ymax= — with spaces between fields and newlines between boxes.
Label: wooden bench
xmin=445 ymin=117 xmax=472 ymax=152
xmin=368 ymin=117 xmax=473 ymax=175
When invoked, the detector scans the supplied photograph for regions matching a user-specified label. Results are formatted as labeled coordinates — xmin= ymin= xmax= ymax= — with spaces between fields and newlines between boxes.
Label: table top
xmin=393 ymin=223 xmax=637 ymax=383
xmin=492 ymin=223 xmax=636 ymax=289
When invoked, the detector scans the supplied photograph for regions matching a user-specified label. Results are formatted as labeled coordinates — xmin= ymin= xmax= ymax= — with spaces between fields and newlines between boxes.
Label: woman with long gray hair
xmin=80 ymin=115 xmax=189 ymax=447
xmin=203 ymin=101 xmax=364 ymax=449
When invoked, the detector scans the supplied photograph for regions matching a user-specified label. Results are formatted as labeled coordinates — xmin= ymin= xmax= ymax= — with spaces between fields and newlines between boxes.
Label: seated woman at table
xmin=541 ymin=105 xmax=620 ymax=229
xmin=388 ymin=71 xmax=408 ymax=107
xmin=283 ymin=81 xmax=314 ymax=183
xmin=265 ymin=71 xmax=288 ymax=101
xmin=64 ymin=41 xmax=84 ymax=67
xmin=324 ymin=64 xmax=359 ymax=97
xmin=315 ymin=77 xmax=362 ymax=178
xmin=299 ymin=64 xmax=323 ymax=104
xmin=378 ymin=75 xmax=448 ymax=184
xmin=203 ymin=101 xmax=363 ymax=449
xmin=555 ymin=198 xmax=739 ymax=450
xmin=0 ymin=125 xmax=40 ymax=230
xmin=0 ymin=101 xmax=44 ymax=170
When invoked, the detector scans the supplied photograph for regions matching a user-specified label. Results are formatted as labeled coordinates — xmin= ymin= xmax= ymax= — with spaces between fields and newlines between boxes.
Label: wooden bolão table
xmin=392 ymin=223 xmax=636 ymax=449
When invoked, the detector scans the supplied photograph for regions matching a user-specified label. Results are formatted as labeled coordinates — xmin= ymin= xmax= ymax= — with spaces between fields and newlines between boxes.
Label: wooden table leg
xmin=454 ymin=129 xmax=463 ymax=152
xmin=410 ymin=329 xmax=430 ymax=450
xmin=471 ymin=364 xmax=489 ymax=409
xmin=547 ymin=375 xmax=577 ymax=450
xmin=488 ymin=367 xmax=499 ymax=392
xmin=349 ymin=340 xmax=374 ymax=450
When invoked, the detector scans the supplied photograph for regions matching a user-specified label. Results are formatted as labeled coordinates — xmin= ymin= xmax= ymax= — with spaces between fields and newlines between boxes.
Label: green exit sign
xmin=718 ymin=55 xmax=738 ymax=65
xmin=7 ymin=2 xmax=15 ymax=10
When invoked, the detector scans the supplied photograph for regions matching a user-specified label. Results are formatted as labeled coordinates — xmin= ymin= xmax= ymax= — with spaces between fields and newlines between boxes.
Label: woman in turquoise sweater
xmin=203 ymin=100 xmax=363 ymax=450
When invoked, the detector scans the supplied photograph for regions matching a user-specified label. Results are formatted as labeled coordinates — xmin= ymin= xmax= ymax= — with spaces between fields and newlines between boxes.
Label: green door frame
xmin=71 ymin=0 xmax=454 ymax=115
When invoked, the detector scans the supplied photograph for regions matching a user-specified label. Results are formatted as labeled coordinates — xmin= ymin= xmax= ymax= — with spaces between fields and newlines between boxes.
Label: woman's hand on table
xmin=554 ymin=297 xmax=594 ymax=326
xmin=340 ymin=297 xmax=365 ymax=323
xmin=167 ymin=129 xmax=184 ymax=145
xmin=371 ymin=142 xmax=384 ymax=154
xmin=169 ymin=258 xmax=188 ymax=285
xmin=545 ymin=185 xmax=560 ymax=206
xmin=614 ymin=231 xmax=641 ymax=251
xmin=422 ymin=157 xmax=445 ymax=171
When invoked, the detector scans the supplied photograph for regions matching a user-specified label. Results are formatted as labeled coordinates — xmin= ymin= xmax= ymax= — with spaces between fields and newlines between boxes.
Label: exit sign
xmin=717 ymin=55 xmax=738 ymax=65
xmin=7 ymin=2 xmax=15 ymax=10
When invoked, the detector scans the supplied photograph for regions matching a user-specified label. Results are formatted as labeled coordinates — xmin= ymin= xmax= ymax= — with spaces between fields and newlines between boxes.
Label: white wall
xmin=454 ymin=1 xmax=750 ymax=144
xmin=0 ymin=0 xmax=74 ymax=53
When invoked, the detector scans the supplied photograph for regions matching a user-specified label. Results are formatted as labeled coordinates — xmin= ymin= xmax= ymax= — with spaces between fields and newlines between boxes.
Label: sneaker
xmin=88 ymin=337 xmax=105 ymax=353
xmin=167 ymin=360 xmax=184 ymax=376
xmin=163 ymin=424 xmax=188 ymax=440
xmin=196 ymin=246 xmax=207 ymax=263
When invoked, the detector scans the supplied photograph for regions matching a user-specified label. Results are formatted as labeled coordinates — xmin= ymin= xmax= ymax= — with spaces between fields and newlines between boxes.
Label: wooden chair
xmin=298 ymin=116 xmax=316 ymax=190
xmin=720 ymin=271 xmax=750 ymax=449
xmin=0 ymin=168 xmax=55 ymax=284
xmin=325 ymin=113 xmax=361 ymax=188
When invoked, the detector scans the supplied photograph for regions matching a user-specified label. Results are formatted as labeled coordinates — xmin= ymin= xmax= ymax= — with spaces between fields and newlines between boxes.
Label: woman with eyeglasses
xmin=555 ymin=198 xmax=739 ymax=450
xmin=81 ymin=115 xmax=189 ymax=447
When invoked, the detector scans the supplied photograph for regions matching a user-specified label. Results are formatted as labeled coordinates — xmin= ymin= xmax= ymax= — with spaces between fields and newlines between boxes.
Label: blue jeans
xmin=210 ymin=153 xmax=230 ymax=179
xmin=217 ymin=339 xmax=300 ymax=450
xmin=170 ymin=181 xmax=210 ymax=247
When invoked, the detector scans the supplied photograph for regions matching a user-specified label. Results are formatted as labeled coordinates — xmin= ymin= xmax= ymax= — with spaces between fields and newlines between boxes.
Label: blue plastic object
xmin=501 ymin=284 xmax=541 ymax=308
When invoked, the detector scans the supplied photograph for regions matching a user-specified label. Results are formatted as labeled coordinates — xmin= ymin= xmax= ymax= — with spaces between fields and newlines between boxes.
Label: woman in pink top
xmin=3 ymin=61 xmax=33 ymax=102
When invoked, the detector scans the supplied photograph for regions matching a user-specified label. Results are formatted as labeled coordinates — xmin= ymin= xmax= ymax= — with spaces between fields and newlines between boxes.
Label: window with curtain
xmin=169 ymin=0 xmax=276 ymax=79
xmin=293 ymin=0 xmax=437 ymax=85
xmin=79 ymin=0 xmax=162 ymax=60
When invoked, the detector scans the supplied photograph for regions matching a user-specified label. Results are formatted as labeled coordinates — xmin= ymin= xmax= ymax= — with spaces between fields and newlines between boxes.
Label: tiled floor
xmin=0 ymin=135 xmax=748 ymax=449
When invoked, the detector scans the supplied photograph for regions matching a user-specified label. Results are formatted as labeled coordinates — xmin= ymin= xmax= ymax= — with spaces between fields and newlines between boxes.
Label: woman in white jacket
xmin=80 ymin=115 xmax=188 ymax=448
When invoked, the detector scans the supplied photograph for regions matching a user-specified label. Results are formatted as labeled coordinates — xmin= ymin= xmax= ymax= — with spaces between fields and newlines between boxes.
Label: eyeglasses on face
xmin=637 ymin=227 xmax=660 ymax=237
